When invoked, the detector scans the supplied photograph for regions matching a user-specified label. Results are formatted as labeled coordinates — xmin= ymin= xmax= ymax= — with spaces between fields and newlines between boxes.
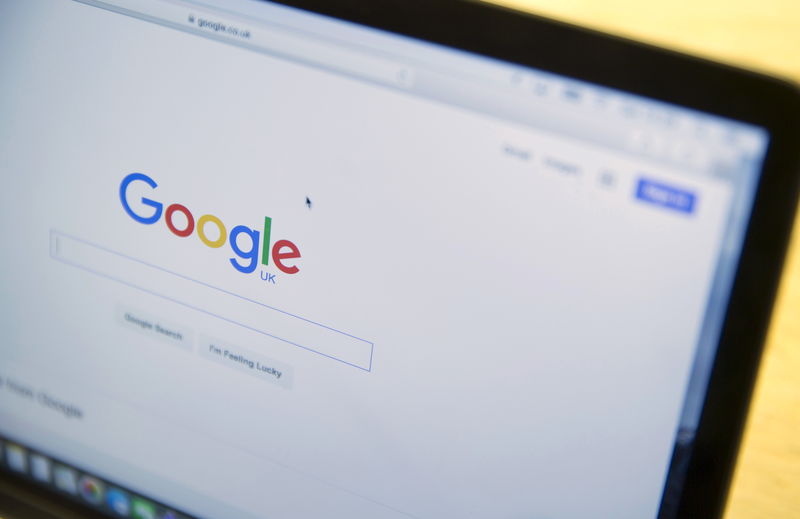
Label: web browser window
xmin=0 ymin=1 xmax=769 ymax=518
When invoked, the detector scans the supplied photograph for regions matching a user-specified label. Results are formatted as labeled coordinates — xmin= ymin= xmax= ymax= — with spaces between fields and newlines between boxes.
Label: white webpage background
xmin=0 ymin=1 xmax=732 ymax=518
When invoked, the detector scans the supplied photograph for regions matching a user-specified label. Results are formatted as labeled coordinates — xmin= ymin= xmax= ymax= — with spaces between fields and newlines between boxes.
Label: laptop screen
xmin=0 ymin=1 xmax=770 ymax=518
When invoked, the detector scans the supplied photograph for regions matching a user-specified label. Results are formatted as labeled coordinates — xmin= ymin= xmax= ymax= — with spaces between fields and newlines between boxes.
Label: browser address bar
xmin=77 ymin=0 xmax=415 ymax=88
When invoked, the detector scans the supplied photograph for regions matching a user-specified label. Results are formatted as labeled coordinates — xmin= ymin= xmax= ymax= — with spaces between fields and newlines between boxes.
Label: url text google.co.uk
xmin=188 ymin=14 xmax=251 ymax=40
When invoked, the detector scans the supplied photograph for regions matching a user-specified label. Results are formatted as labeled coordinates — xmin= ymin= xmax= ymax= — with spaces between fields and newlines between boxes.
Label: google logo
xmin=120 ymin=173 xmax=301 ymax=275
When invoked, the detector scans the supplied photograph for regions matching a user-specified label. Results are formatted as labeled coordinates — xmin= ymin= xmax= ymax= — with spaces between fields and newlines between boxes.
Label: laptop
xmin=1 ymin=1 xmax=799 ymax=518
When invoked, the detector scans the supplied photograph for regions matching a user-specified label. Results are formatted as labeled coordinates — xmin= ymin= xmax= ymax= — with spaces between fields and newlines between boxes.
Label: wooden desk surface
xmin=485 ymin=1 xmax=800 ymax=517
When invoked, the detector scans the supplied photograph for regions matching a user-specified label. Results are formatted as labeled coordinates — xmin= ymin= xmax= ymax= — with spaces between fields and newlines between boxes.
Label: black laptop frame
xmin=3 ymin=1 xmax=799 ymax=518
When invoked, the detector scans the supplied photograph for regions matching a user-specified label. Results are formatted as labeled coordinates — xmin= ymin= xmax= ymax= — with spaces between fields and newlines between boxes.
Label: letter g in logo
xmin=120 ymin=172 xmax=163 ymax=224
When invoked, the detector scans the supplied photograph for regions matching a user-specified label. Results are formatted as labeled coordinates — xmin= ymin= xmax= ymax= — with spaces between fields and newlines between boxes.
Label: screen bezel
xmin=3 ymin=1 xmax=800 ymax=518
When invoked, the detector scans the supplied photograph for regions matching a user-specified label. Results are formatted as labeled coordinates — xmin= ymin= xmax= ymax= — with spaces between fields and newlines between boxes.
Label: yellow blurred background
xmin=485 ymin=2 xmax=800 ymax=517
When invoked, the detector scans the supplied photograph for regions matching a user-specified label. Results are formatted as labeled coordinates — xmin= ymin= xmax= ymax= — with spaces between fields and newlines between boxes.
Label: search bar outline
xmin=50 ymin=230 xmax=374 ymax=371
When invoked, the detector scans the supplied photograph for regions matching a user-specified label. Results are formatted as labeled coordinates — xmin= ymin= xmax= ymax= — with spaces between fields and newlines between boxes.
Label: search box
xmin=50 ymin=230 xmax=374 ymax=371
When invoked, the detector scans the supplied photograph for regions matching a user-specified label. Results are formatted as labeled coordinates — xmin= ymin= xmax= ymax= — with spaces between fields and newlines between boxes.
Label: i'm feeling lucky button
xmin=198 ymin=334 xmax=293 ymax=389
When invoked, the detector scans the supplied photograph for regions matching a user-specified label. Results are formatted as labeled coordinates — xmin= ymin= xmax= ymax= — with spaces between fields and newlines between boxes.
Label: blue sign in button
xmin=635 ymin=178 xmax=696 ymax=214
